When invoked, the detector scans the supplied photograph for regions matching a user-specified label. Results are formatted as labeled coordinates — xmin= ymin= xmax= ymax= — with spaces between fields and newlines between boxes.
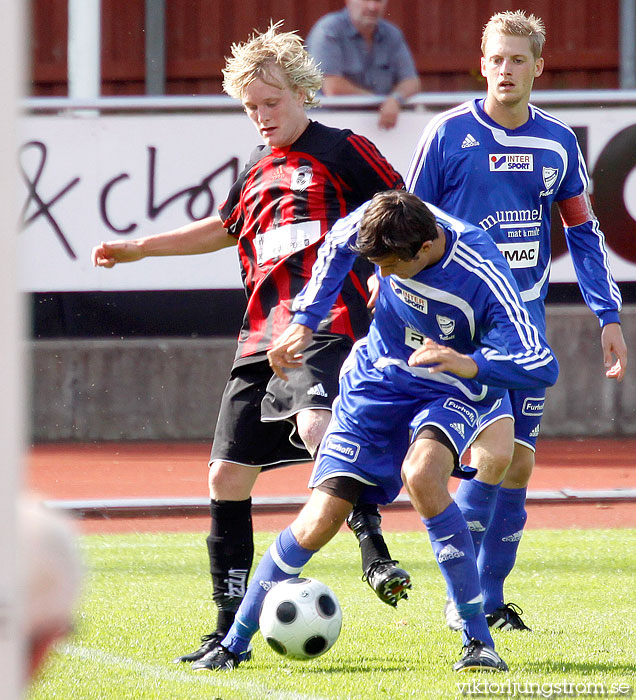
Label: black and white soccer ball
xmin=259 ymin=577 xmax=342 ymax=660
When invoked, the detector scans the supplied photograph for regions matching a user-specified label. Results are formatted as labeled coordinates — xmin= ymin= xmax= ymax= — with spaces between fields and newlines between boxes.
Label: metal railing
xmin=21 ymin=89 xmax=636 ymax=114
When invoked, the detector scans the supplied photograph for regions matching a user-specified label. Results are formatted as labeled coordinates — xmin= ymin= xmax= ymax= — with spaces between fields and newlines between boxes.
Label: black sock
xmin=206 ymin=498 xmax=254 ymax=637
xmin=348 ymin=502 xmax=392 ymax=573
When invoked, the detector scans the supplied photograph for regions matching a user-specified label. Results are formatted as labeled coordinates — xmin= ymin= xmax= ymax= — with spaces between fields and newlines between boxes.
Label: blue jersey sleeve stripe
xmin=482 ymin=347 xmax=555 ymax=371
xmin=452 ymin=245 xmax=554 ymax=373
xmin=405 ymin=102 xmax=472 ymax=191
xmin=454 ymin=247 xmax=555 ymax=373
xmin=533 ymin=106 xmax=590 ymax=191
xmin=591 ymin=220 xmax=623 ymax=308
xmin=454 ymin=242 xmax=540 ymax=350
xmin=573 ymin=140 xmax=590 ymax=191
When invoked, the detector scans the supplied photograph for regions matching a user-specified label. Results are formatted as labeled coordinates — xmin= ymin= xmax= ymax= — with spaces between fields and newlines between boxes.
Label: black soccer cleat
xmin=444 ymin=598 xmax=463 ymax=632
xmin=363 ymin=559 xmax=412 ymax=607
xmin=191 ymin=644 xmax=252 ymax=672
xmin=452 ymin=639 xmax=509 ymax=672
xmin=173 ymin=632 xmax=223 ymax=663
xmin=486 ymin=603 xmax=532 ymax=631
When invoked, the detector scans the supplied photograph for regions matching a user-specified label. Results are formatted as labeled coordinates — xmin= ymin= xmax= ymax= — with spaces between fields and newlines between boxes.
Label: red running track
xmin=26 ymin=438 xmax=636 ymax=534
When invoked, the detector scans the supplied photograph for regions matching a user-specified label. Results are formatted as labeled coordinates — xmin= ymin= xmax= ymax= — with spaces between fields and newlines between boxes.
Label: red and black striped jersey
xmin=219 ymin=120 xmax=404 ymax=362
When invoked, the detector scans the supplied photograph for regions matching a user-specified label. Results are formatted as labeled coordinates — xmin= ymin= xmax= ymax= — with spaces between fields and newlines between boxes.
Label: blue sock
xmin=424 ymin=502 xmax=493 ymax=648
xmin=478 ymin=487 xmax=527 ymax=614
xmin=221 ymin=527 xmax=316 ymax=655
xmin=454 ymin=479 xmax=500 ymax=558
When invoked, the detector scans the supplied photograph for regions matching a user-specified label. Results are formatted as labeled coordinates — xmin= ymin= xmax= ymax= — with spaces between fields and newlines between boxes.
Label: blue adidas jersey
xmin=406 ymin=98 xmax=621 ymax=324
xmin=293 ymin=202 xmax=558 ymax=403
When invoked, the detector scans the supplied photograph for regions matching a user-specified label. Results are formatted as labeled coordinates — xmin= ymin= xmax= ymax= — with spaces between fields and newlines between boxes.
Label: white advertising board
xmin=18 ymin=105 xmax=636 ymax=291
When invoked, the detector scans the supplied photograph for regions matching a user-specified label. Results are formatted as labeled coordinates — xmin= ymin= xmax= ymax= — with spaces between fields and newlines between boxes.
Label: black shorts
xmin=209 ymin=333 xmax=354 ymax=469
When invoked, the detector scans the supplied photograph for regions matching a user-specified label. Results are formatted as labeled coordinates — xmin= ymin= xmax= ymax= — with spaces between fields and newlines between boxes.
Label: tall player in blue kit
xmin=202 ymin=190 xmax=558 ymax=673
xmin=407 ymin=10 xmax=627 ymax=631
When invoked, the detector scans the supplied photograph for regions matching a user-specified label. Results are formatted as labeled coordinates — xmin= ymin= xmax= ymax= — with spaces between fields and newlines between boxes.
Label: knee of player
xmin=503 ymin=451 xmax=535 ymax=488
xmin=400 ymin=458 xmax=418 ymax=490
xmin=472 ymin=444 xmax=514 ymax=479
xmin=207 ymin=460 xmax=255 ymax=500
xmin=292 ymin=494 xmax=347 ymax=550
xmin=296 ymin=409 xmax=331 ymax=456
xmin=400 ymin=455 xmax=437 ymax=495
xmin=207 ymin=462 xmax=222 ymax=493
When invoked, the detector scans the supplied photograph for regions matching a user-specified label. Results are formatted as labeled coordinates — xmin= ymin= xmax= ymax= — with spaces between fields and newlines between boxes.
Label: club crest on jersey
xmin=390 ymin=279 xmax=428 ymax=313
xmin=290 ymin=166 xmax=313 ymax=191
xmin=540 ymin=165 xmax=559 ymax=196
xmin=436 ymin=314 xmax=455 ymax=339
xmin=489 ymin=153 xmax=533 ymax=171
xmin=542 ymin=166 xmax=558 ymax=190
xmin=443 ymin=398 xmax=478 ymax=427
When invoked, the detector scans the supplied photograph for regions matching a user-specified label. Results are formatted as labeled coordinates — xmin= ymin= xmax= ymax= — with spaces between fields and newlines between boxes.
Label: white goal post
xmin=0 ymin=0 xmax=25 ymax=696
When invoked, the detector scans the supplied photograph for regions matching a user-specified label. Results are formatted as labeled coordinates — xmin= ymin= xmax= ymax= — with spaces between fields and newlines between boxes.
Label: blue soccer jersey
xmin=406 ymin=98 xmax=621 ymax=325
xmin=293 ymin=201 xmax=559 ymax=404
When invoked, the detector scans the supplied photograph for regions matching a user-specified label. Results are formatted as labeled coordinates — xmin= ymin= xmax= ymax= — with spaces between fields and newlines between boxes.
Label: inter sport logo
xmin=390 ymin=279 xmax=428 ymax=313
xmin=489 ymin=153 xmax=534 ymax=171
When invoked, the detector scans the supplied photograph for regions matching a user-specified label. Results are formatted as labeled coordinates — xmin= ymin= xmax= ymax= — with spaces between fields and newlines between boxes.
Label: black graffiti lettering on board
xmin=591 ymin=124 xmax=636 ymax=263
xmin=19 ymin=141 xmax=80 ymax=259
xmin=100 ymin=147 xmax=240 ymax=234
xmin=550 ymin=124 xmax=636 ymax=264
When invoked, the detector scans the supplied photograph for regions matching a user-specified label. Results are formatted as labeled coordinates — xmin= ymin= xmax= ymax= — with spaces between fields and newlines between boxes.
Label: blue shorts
xmin=510 ymin=388 xmax=545 ymax=451
xmin=510 ymin=299 xmax=546 ymax=451
xmin=310 ymin=341 xmax=512 ymax=506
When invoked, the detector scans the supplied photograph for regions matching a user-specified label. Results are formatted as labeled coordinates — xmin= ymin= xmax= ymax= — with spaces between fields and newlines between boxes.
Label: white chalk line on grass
xmin=63 ymin=644 xmax=329 ymax=700
xmin=80 ymin=540 xmax=203 ymax=550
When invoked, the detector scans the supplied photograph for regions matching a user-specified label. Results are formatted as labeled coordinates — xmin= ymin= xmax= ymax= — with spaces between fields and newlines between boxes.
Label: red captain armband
xmin=557 ymin=192 xmax=595 ymax=228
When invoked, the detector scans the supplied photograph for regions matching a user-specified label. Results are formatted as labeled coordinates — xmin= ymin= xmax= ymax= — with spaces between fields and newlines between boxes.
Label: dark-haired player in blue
xmin=407 ymin=10 xmax=627 ymax=632
xmin=201 ymin=190 xmax=558 ymax=673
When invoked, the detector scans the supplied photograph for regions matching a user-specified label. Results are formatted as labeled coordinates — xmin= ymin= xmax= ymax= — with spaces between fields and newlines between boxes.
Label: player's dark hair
xmin=353 ymin=190 xmax=438 ymax=261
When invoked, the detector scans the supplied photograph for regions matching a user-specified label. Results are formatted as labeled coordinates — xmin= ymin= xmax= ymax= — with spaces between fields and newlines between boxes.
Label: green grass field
xmin=28 ymin=528 xmax=636 ymax=700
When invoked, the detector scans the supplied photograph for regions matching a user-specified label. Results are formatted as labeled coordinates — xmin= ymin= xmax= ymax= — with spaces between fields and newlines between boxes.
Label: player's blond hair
xmin=222 ymin=21 xmax=323 ymax=108
xmin=481 ymin=10 xmax=546 ymax=59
